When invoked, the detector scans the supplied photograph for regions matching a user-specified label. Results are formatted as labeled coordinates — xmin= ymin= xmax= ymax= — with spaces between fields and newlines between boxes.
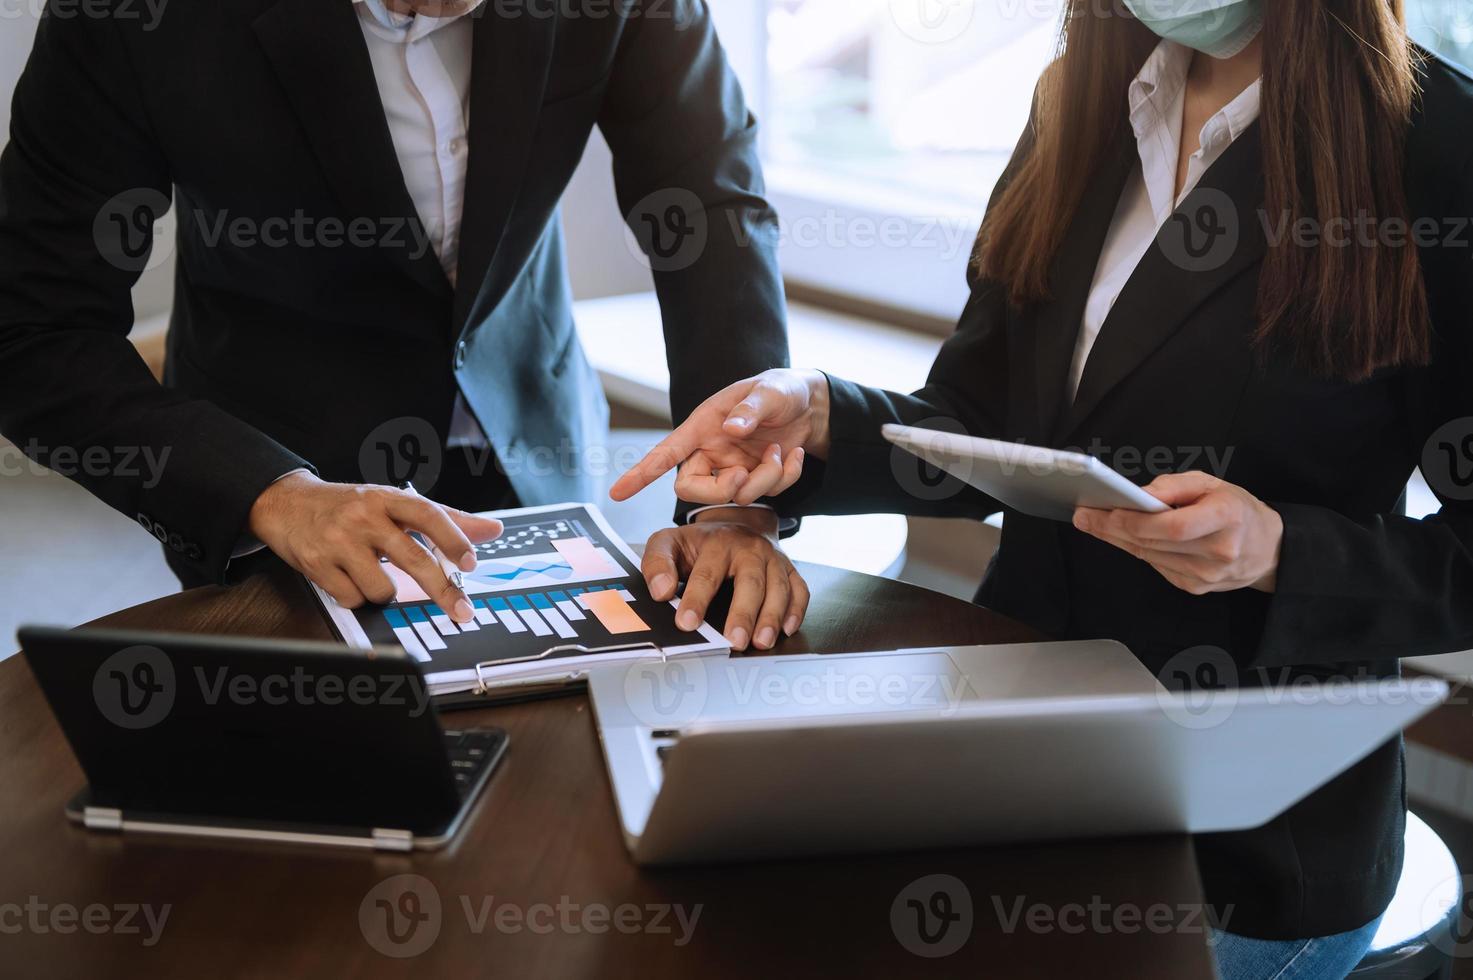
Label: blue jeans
xmin=1210 ymin=915 xmax=1383 ymax=980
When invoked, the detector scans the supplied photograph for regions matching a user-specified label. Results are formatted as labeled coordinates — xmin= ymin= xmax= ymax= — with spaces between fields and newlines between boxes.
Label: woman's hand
xmin=610 ymin=369 xmax=832 ymax=506
xmin=1072 ymin=472 xmax=1283 ymax=595
xmin=641 ymin=513 xmax=810 ymax=652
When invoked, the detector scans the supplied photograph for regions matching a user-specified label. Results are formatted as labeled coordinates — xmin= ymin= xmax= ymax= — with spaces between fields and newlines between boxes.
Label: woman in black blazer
xmin=614 ymin=2 xmax=1473 ymax=976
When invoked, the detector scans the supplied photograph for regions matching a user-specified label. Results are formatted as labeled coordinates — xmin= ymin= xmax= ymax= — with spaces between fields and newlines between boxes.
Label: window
xmin=751 ymin=0 xmax=1473 ymax=321
xmin=765 ymin=0 xmax=1059 ymax=215
xmin=754 ymin=0 xmax=1064 ymax=320
xmin=1408 ymin=0 xmax=1473 ymax=69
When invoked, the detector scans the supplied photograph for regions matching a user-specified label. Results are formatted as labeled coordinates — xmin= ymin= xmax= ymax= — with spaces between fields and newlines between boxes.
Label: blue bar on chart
xmin=530 ymin=593 xmax=578 ymax=639
xmin=424 ymin=603 xmax=480 ymax=634
xmin=402 ymin=606 xmax=445 ymax=653
xmin=507 ymin=594 xmax=553 ymax=637
xmin=485 ymin=596 xmax=527 ymax=633
xmin=570 ymin=584 xmax=638 ymax=606
xmin=427 ymin=604 xmax=458 ymax=637
xmin=547 ymin=590 xmax=585 ymax=621
xmin=383 ymin=608 xmax=431 ymax=662
xmin=471 ymin=599 xmax=494 ymax=627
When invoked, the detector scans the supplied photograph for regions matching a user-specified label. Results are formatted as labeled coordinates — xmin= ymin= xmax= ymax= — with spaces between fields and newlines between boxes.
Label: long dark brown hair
xmin=974 ymin=0 xmax=1429 ymax=381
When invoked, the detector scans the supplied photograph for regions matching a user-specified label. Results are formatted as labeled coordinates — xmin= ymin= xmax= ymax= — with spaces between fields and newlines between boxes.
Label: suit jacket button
xmin=454 ymin=342 xmax=467 ymax=370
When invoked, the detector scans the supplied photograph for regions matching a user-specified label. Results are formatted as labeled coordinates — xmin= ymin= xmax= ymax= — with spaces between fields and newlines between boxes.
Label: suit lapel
xmin=451 ymin=5 xmax=559 ymax=331
xmin=252 ymin=0 xmax=451 ymax=300
xmin=1057 ymin=121 xmax=1268 ymax=442
xmin=1012 ymin=130 xmax=1138 ymax=445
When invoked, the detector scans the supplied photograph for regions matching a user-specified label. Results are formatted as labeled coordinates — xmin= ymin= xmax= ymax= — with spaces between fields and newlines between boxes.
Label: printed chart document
xmin=309 ymin=503 xmax=728 ymax=696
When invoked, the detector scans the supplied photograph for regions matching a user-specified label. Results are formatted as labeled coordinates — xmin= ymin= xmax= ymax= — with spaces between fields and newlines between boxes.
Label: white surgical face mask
xmin=1122 ymin=0 xmax=1264 ymax=59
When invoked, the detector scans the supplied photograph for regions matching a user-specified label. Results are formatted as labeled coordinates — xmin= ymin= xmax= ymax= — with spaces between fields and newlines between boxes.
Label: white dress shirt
xmin=1067 ymin=40 xmax=1262 ymax=401
xmin=355 ymin=0 xmax=487 ymax=448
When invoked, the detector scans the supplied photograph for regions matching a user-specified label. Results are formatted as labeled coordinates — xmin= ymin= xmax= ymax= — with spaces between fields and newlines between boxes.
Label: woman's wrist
xmin=803 ymin=369 xmax=833 ymax=460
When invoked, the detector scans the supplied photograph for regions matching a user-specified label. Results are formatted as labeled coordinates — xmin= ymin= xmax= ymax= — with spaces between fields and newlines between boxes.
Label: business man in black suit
xmin=0 ymin=0 xmax=808 ymax=647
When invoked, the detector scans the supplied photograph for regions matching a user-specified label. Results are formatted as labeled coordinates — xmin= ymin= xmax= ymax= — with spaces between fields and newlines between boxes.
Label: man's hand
xmin=610 ymin=369 xmax=832 ymax=507
xmin=1073 ymin=472 xmax=1284 ymax=595
xmin=248 ymin=472 xmax=503 ymax=622
xmin=642 ymin=510 xmax=810 ymax=652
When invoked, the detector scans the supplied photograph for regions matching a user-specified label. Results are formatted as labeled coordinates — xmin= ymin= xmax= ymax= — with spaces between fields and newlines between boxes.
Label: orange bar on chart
xmin=580 ymin=590 xmax=650 ymax=635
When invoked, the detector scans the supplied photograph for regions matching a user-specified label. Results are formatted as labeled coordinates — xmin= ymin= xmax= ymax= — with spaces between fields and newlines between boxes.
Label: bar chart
xmin=379 ymin=585 xmax=645 ymax=663
xmin=320 ymin=504 xmax=727 ymax=680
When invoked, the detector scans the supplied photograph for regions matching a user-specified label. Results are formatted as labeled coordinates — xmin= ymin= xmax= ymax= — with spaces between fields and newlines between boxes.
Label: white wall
xmin=0 ymin=8 xmax=38 ymax=141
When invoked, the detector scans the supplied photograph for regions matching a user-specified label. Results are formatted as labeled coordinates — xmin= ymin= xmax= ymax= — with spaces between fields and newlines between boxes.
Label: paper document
xmin=308 ymin=502 xmax=728 ymax=696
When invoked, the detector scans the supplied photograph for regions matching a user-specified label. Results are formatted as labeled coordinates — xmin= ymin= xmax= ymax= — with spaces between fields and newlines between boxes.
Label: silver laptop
xmin=587 ymin=643 xmax=1446 ymax=866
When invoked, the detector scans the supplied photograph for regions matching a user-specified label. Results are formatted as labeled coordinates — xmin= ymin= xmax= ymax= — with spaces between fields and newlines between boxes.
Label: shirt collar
xmin=1128 ymin=39 xmax=1261 ymax=158
xmin=354 ymin=0 xmax=484 ymax=41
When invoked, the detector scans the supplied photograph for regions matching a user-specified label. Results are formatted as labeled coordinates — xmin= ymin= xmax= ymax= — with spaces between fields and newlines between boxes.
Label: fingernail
xmin=728 ymin=627 xmax=749 ymax=650
xmin=678 ymin=610 xmax=700 ymax=631
xmin=731 ymin=470 xmax=748 ymax=487
xmin=755 ymin=627 xmax=776 ymax=649
xmin=795 ymin=448 xmax=805 ymax=464
xmin=729 ymin=416 xmax=750 ymax=429
xmin=1073 ymin=514 xmax=1087 ymax=531
xmin=459 ymin=551 xmax=478 ymax=572
xmin=783 ymin=616 xmax=799 ymax=636
xmin=454 ymin=599 xmax=475 ymax=622
xmin=651 ymin=574 xmax=673 ymax=598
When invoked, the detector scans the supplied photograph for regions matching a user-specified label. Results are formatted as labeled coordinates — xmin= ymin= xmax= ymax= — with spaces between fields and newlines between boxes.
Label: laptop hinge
xmin=371 ymin=828 xmax=414 ymax=852
xmin=83 ymin=806 xmax=123 ymax=831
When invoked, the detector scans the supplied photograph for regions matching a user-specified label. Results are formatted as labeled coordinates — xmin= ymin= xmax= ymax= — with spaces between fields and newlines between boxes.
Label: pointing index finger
xmin=610 ymin=424 xmax=700 ymax=501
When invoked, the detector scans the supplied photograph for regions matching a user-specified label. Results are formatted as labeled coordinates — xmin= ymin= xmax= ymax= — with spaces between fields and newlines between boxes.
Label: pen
xmin=397 ymin=481 xmax=466 ymax=590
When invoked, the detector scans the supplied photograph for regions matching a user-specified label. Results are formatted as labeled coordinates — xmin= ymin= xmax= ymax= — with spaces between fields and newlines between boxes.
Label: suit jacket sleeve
xmin=596 ymin=0 xmax=791 ymax=524
xmin=770 ymin=107 xmax=1043 ymax=522
xmin=0 ymin=8 xmax=312 ymax=584
xmin=1254 ymin=151 xmax=1473 ymax=665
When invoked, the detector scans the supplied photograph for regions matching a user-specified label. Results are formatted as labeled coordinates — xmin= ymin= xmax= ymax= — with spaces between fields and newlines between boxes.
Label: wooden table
xmin=0 ymin=563 xmax=1217 ymax=979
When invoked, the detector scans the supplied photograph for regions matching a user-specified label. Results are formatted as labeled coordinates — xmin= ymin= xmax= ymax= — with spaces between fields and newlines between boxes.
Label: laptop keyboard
xmin=443 ymin=730 xmax=502 ymax=799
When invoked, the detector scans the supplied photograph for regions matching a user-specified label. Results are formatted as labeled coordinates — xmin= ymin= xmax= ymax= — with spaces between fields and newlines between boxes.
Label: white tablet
xmin=881 ymin=424 xmax=1170 ymax=522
